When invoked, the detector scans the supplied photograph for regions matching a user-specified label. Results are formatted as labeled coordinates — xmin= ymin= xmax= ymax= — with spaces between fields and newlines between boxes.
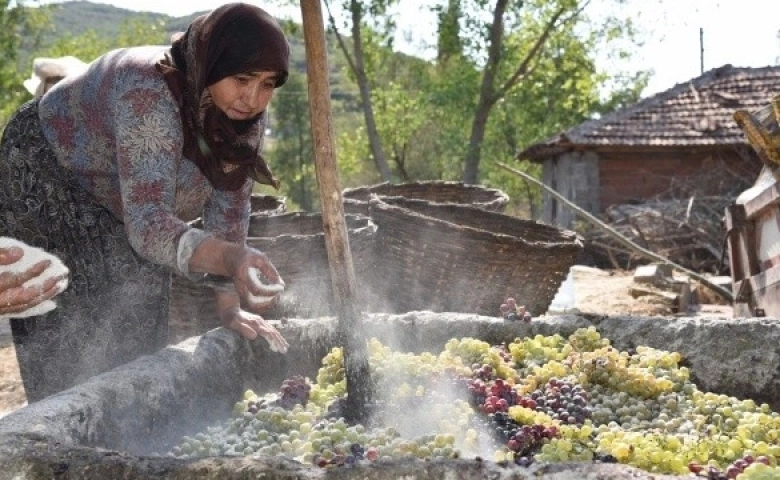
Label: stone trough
xmin=1 ymin=312 xmax=778 ymax=479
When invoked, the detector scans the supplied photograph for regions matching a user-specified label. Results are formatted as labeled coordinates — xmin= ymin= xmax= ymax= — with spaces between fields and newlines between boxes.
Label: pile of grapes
xmin=169 ymin=327 xmax=780 ymax=479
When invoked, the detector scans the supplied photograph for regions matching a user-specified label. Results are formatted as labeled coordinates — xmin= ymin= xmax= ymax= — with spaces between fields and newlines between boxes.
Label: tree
xmin=416 ymin=0 xmax=646 ymax=214
xmin=0 ymin=0 xmax=49 ymax=126
xmin=324 ymin=0 xmax=395 ymax=182
xmin=258 ymin=0 xmax=645 ymax=207
xmin=267 ymin=71 xmax=318 ymax=211
xmin=430 ymin=0 xmax=644 ymax=185
xmin=40 ymin=17 xmax=168 ymax=63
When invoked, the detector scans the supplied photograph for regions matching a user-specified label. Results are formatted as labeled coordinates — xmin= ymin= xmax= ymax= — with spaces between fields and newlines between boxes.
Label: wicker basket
xmin=186 ymin=194 xmax=286 ymax=229
xmin=168 ymin=212 xmax=377 ymax=342
xmin=343 ymin=180 xmax=509 ymax=216
xmin=365 ymin=196 xmax=583 ymax=316
xmin=168 ymin=275 xmax=220 ymax=344
xmin=249 ymin=194 xmax=287 ymax=217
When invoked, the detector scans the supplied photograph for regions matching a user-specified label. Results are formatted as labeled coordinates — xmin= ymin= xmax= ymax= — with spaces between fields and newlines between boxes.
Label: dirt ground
xmin=0 ymin=266 xmax=731 ymax=418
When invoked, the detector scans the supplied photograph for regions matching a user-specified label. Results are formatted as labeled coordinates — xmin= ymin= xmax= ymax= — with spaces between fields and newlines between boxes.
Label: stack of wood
xmin=630 ymin=264 xmax=692 ymax=313
xmin=583 ymin=157 xmax=757 ymax=273
xmin=629 ymin=263 xmax=733 ymax=313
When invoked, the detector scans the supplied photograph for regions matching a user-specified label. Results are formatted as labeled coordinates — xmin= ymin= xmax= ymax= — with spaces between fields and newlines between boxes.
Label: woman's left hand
xmin=230 ymin=246 xmax=285 ymax=313
xmin=0 ymin=244 xmax=68 ymax=317
xmin=219 ymin=305 xmax=289 ymax=353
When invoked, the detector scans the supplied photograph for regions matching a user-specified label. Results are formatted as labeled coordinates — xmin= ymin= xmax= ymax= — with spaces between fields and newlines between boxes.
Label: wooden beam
xmin=299 ymin=0 xmax=372 ymax=423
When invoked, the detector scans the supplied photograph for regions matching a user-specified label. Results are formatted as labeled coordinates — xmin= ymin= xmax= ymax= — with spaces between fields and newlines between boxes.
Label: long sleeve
xmin=114 ymin=81 xmax=192 ymax=269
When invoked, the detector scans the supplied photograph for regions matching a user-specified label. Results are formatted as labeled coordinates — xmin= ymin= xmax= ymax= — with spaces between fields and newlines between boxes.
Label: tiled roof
xmin=518 ymin=64 xmax=780 ymax=160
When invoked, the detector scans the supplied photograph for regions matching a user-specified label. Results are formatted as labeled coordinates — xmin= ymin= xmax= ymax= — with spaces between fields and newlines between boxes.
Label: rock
xmin=633 ymin=264 xmax=672 ymax=285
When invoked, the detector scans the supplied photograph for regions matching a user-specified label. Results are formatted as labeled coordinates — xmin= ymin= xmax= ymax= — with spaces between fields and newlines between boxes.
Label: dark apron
xmin=0 ymin=99 xmax=169 ymax=402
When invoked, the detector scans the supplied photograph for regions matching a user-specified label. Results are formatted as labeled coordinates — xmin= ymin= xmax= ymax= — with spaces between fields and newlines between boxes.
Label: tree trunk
xmin=350 ymin=0 xmax=393 ymax=182
xmin=461 ymin=0 xmax=507 ymax=184
xmin=462 ymin=99 xmax=492 ymax=184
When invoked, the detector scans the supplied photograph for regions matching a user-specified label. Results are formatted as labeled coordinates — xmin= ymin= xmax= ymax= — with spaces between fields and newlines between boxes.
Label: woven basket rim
xmin=247 ymin=211 xmax=377 ymax=240
xmin=343 ymin=180 xmax=509 ymax=204
xmin=369 ymin=195 xmax=583 ymax=248
xmin=249 ymin=194 xmax=286 ymax=215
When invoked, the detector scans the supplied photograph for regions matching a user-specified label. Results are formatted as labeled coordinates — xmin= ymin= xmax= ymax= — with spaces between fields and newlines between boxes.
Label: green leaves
xmin=0 ymin=0 xmax=49 ymax=126
xmin=43 ymin=17 xmax=167 ymax=63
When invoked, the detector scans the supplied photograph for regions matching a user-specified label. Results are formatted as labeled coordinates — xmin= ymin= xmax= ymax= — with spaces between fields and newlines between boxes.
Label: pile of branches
xmin=580 ymin=156 xmax=758 ymax=274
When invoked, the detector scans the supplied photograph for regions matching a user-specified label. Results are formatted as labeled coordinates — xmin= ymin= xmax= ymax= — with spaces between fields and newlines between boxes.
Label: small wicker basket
xmin=343 ymin=180 xmax=509 ymax=216
xmin=249 ymin=194 xmax=287 ymax=217
xmin=365 ymin=196 xmax=583 ymax=316
xmin=185 ymin=194 xmax=286 ymax=229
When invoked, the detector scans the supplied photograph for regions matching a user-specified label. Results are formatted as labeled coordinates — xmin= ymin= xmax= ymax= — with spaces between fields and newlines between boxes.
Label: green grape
xmin=165 ymin=332 xmax=780 ymax=479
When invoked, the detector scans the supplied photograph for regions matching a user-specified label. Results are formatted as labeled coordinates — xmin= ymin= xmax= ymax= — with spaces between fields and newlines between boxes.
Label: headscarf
xmin=156 ymin=3 xmax=289 ymax=191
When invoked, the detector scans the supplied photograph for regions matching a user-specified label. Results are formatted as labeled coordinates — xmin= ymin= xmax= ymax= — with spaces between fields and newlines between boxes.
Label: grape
xmin=276 ymin=375 xmax=312 ymax=409
xmin=498 ymin=297 xmax=531 ymax=322
xmin=166 ymin=329 xmax=780 ymax=477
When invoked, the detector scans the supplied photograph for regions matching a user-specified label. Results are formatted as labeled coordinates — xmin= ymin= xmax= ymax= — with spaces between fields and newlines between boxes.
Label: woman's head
xmin=203 ymin=4 xmax=289 ymax=88
xmin=157 ymin=2 xmax=289 ymax=190
xmin=203 ymin=3 xmax=290 ymax=121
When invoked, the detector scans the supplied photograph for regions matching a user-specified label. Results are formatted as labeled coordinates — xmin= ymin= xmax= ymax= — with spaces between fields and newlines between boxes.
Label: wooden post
xmin=299 ymin=0 xmax=372 ymax=423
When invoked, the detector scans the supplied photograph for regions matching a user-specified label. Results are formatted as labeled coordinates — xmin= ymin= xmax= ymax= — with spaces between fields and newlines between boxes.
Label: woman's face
xmin=207 ymin=71 xmax=280 ymax=121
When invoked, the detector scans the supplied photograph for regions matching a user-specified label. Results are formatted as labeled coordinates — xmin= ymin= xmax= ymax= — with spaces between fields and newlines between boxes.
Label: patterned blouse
xmin=37 ymin=46 xmax=255 ymax=277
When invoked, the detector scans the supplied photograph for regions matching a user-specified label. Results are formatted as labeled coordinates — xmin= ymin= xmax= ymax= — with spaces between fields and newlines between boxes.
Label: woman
xmin=0 ymin=3 xmax=290 ymax=402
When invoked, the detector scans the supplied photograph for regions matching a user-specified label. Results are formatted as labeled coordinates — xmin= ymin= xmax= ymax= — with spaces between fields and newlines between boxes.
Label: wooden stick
xmin=300 ymin=0 xmax=372 ymax=423
xmin=496 ymin=161 xmax=734 ymax=303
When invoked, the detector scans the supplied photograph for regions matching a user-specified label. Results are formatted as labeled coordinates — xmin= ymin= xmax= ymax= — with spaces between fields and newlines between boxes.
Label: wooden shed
xmin=516 ymin=64 xmax=780 ymax=230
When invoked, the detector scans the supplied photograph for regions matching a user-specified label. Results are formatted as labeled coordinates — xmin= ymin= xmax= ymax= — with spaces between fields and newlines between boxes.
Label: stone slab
xmin=0 ymin=312 xmax=779 ymax=479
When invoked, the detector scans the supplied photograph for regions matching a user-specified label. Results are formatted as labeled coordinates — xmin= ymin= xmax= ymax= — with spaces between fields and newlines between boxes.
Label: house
xmin=516 ymin=64 xmax=779 ymax=229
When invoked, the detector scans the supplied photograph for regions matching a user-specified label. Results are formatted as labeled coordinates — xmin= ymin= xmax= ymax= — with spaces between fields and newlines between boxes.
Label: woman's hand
xmin=229 ymin=246 xmax=286 ymax=313
xmin=188 ymin=237 xmax=285 ymax=313
xmin=219 ymin=305 xmax=289 ymax=353
xmin=0 ymin=244 xmax=69 ymax=317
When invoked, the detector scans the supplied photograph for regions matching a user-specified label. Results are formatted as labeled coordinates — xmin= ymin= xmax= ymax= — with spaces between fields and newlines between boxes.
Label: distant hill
xmin=23 ymin=1 xmax=427 ymax=112
xmin=33 ymin=1 xmax=351 ymax=90
xmin=45 ymin=1 xmax=199 ymax=40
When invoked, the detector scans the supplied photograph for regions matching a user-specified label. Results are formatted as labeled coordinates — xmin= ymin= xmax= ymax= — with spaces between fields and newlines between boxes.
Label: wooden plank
xmin=724 ymin=204 xmax=748 ymax=283
xmin=746 ymin=264 xmax=780 ymax=317
xmin=742 ymin=182 xmax=780 ymax=219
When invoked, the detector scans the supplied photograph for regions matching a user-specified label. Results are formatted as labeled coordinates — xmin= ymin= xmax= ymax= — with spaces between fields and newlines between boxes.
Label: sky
xmin=43 ymin=0 xmax=780 ymax=97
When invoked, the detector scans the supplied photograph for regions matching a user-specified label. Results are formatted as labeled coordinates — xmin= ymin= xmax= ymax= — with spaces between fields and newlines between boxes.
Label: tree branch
xmin=323 ymin=0 xmax=359 ymax=79
xmin=495 ymin=0 xmax=592 ymax=102
xmin=494 ymin=6 xmax=565 ymax=101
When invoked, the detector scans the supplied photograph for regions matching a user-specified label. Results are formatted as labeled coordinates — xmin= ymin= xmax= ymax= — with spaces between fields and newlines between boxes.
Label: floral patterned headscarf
xmin=156 ymin=3 xmax=289 ymax=191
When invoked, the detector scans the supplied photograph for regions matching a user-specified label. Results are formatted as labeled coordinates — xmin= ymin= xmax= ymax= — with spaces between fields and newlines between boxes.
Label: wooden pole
xmin=299 ymin=0 xmax=372 ymax=423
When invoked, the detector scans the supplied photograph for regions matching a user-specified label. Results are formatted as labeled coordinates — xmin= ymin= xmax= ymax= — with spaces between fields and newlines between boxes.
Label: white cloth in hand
xmin=246 ymin=266 xmax=284 ymax=303
xmin=0 ymin=237 xmax=69 ymax=320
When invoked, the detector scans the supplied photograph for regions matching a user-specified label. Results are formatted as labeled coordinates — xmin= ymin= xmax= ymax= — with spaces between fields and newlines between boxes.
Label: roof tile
xmin=518 ymin=64 xmax=780 ymax=159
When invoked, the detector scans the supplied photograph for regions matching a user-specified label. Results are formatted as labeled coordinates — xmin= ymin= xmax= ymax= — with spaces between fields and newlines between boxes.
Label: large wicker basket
xmin=343 ymin=180 xmax=509 ymax=216
xmin=365 ymin=196 xmax=583 ymax=316
xmin=168 ymin=212 xmax=377 ymax=343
